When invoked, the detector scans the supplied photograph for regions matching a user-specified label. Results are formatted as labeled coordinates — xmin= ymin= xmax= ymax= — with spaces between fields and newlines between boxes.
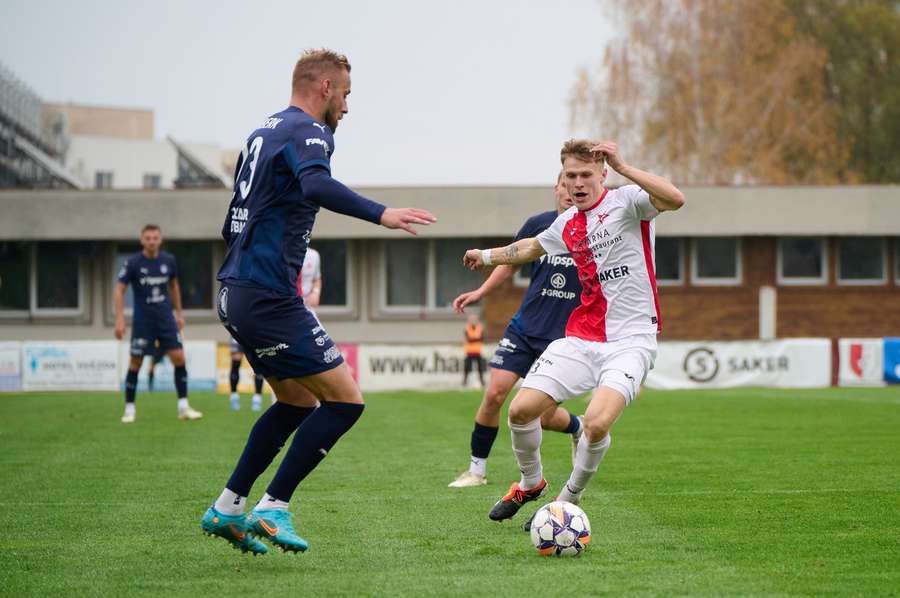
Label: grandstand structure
xmin=1 ymin=185 xmax=898 ymax=345
xmin=0 ymin=62 xmax=81 ymax=189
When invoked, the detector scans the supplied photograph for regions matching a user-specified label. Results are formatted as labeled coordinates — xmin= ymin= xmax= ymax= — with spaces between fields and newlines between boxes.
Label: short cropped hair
xmin=292 ymin=48 xmax=351 ymax=91
xmin=141 ymin=224 xmax=161 ymax=234
xmin=560 ymin=139 xmax=604 ymax=166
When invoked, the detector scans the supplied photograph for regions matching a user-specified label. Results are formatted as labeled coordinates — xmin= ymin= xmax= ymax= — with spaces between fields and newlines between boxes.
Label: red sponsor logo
xmin=849 ymin=343 xmax=864 ymax=378
xmin=596 ymin=212 xmax=610 ymax=225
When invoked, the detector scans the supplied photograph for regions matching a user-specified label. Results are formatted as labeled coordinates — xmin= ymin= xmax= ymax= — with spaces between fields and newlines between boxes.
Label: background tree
xmin=571 ymin=0 xmax=899 ymax=184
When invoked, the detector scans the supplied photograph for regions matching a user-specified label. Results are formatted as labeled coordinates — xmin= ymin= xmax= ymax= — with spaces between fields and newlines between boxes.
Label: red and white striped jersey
xmin=536 ymin=185 xmax=661 ymax=342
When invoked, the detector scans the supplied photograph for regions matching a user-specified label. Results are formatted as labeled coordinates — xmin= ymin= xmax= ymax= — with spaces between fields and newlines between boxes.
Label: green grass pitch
xmin=1 ymin=387 xmax=898 ymax=597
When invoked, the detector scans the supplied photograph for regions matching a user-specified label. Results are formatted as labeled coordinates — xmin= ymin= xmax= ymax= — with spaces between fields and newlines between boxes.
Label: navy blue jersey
xmin=117 ymin=251 xmax=178 ymax=323
xmin=507 ymin=210 xmax=581 ymax=340
xmin=218 ymin=107 xmax=336 ymax=296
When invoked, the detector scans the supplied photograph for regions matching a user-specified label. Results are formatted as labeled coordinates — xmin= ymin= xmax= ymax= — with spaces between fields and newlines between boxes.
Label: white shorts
xmin=521 ymin=334 xmax=657 ymax=405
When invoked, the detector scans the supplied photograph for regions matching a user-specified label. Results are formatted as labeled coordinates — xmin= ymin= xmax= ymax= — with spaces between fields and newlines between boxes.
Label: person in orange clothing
xmin=463 ymin=314 xmax=487 ymax=388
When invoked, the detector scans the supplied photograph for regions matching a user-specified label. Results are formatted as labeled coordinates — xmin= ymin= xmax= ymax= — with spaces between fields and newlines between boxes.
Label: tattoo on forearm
xmin=502 ymin=245 xmax=519 ymax=262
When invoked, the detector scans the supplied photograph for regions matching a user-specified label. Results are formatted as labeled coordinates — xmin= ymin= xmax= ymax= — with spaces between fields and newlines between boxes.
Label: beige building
xmin=1 ymin=185 xmax=898 ymax=345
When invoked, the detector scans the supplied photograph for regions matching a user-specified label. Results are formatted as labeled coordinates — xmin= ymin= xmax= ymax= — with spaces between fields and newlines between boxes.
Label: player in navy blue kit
xmin=200 ymin=49 xmax=435 ymax=555
xmin=448 ymin=173 xmax=584 ymax=490
xmin=114 ymin=224 xmax=202 ymax=423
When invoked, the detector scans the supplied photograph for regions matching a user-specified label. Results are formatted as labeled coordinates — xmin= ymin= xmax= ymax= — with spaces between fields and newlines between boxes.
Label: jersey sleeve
xmin=620 ymin=184 xmax=659 ymax=221
xmin=117 ymin=257 xmax=133 ymax=285
xmin=535 ymin=210 xmax=572 ymax=256
xmin=282 ymin=121 xmax=334 ymax=177
xmin=168 ymin=255 xmax=179 ymax=280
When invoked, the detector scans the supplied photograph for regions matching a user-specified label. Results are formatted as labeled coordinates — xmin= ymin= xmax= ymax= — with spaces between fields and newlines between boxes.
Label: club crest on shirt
xmin=161 ymin=264 xmax=168 ymax=274
xmin=597 ymin=212 xmax=610 ymax=224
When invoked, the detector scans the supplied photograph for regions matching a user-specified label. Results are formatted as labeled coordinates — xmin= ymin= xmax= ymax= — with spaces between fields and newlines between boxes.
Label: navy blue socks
xmin=266 ymin=402 xmax=364 ymax=502
xmin=229 ymin=360 xmax=240 ymax=392
xmin=470 ymin=422 xmax=499 ymax=459
xmin=174 ymin=366 xmax=188 ymax=398
xmin=125 ymin=369 xmax=138 ymax=403
xmin=226 ymin=402 xmax=317 ymax=497
xmin=564 ymin=412 xmax=581 ymax=435
xmin=254 ymin=374 xmax=264 ymax=394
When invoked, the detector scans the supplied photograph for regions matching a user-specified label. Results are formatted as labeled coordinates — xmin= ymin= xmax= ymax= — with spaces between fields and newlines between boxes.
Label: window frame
xmin=379 ymin=239 xmax=482 ymax=314
xmin=894 ymin=238 xmax=899 ymax=285
xmin=95 ymin=170 xmax=114 ymax=189
xmin=142 ymin=173 xmax=162 ymax=189
xmin=690 ymin=237 xmax=743 ymax=286
xmin=776 ymin=236 xmax=828 ymax=286
xmin=836 ymin=237 xmax=887 ymax=286
xmin=0 ymin=242 xmax=32 ymax=318
xmin=314 ymin=241 xmax=356 ymax=317
xmin=655 ymin=237 xmax=684 ymax=287
xmin=28 ymin=241 xmax=87 ymax=318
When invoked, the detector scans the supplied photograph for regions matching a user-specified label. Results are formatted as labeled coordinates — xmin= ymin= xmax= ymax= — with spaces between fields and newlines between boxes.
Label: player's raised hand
xmin=452 ymin=288 xmax=483 ymax=314
xmin=380 ymin=208 xmax=437 ymax=235
xmin=590 ymin=141 xmax=625 ymax=171
xmin=463 ymin=249 xmax=486 ymax=270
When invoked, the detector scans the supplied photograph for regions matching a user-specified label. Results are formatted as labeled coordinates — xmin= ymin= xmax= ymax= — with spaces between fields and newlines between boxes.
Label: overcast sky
xmin=1 ymin=0 xmax=612 ymax=185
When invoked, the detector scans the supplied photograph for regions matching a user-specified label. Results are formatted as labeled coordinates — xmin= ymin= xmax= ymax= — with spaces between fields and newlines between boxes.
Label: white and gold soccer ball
xmin=529 ymin=500 xmax=591 ymax=557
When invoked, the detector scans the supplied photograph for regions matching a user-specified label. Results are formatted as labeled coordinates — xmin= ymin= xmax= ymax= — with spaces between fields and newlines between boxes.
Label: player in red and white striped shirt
xmin=463 ymin=139 xmax=685 ymax=521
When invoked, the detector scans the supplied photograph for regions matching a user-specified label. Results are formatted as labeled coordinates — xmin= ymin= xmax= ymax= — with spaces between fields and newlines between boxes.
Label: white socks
xmin=177 ymin=398 xmax=189 ymax=412
xmin=214 ymin=490 xmax=289 ymax=515
xmin=124 ymin=403 xmax=136 ymax=416
xmin=509 ymin=417 xmax=543 ymax=490
xmin=558 ymin=434 xmax=612 ymax=504
xmin=468 ymin=456 xmax=487 ymax=477
xmin=257 ymin=492 xmax=289 ymax=511
xmin=214 ymin=488 xmax=246 ymax=515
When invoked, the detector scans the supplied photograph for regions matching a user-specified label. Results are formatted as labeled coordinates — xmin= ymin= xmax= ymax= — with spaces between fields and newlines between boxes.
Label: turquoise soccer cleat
xmin=247 ymin=509 xmax=309 ymax=553
xmin=200 ymin=507 xmax=268 ymax=555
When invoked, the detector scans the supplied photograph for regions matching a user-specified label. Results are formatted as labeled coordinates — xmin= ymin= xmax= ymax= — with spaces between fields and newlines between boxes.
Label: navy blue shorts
xmin=217 ymin=283 xmax=343 ymax=380
xmin=488 ymin=325 xmax=554 ymax=378
xmin=130 ymin=318 xmax=182 ymax=357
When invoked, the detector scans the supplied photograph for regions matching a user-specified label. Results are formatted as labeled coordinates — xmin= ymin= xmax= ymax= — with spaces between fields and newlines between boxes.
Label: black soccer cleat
xmin=488 ymin=479 xmax=547 ymax=521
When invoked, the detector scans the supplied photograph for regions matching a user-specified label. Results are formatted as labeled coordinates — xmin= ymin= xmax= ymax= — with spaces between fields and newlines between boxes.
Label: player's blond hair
xmin=292 ymin=48 xmax=351 ymax=91
xmin=560 ymin=139 xmax=604 ymax=166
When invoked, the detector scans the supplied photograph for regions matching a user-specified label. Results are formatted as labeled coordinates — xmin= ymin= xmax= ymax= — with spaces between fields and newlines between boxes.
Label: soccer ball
xmin=529 ymin=501 xmax=591 ymax=557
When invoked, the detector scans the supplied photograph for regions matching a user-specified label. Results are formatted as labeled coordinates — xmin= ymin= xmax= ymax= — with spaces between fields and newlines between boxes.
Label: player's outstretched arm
xmin=300 ymin=169 xmax=436 ymax=234
xmin=452 ymin=265 xmax=516 ymax=313
xmin=463 ymin=238 xmax=545 ymax=270
xmin=591 ymin=141 xmax=685 ymax=212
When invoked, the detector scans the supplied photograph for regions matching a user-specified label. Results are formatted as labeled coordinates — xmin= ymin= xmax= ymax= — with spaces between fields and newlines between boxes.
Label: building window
xmin=435 ymin=239 xmax=478 ymax=308
xmin=165 ymin=241 xmax=214 ymax=310
xmin=143 ymin=173 xmax=162 ymax=189
xmin=95 ymin=171 xmax=114 ymax=189
xmin=895 ymin=239 xmax=900 ymax=284
xmin=655 ymin=237 xmax=683 ymax=285
xmin=837 ymin=237 xmax=885 ymax=285
xmin=777 ymin=237 xmax=827 ymax=285
xmin=691 ymin=237 xmax=742 ymax=285
xmin=0 ymin=242 xmax=30 ymax=313
xmin=382 ymin=239 xmax=482 ymax=311
xmin=313 ymin=240 xmax=351 ymax=310
xmin=33 ymin=243 xmax=81 ymax=312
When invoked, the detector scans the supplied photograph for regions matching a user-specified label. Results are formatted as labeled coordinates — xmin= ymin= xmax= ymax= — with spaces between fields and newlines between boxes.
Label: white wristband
xmin=481 ymin=249 xmax=493 ymax=266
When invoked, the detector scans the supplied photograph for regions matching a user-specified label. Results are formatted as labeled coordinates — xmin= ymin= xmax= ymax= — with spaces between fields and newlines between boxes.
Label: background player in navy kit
xmin=114 ymin=224 xmax=202 ymax=423
xmin=201 ymin=49 xmax=436 ymax=555
xmin=448 ymin=173 xmax=583 ymax=488
xmin=228 ymin=336 xmax=265 ymax=412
